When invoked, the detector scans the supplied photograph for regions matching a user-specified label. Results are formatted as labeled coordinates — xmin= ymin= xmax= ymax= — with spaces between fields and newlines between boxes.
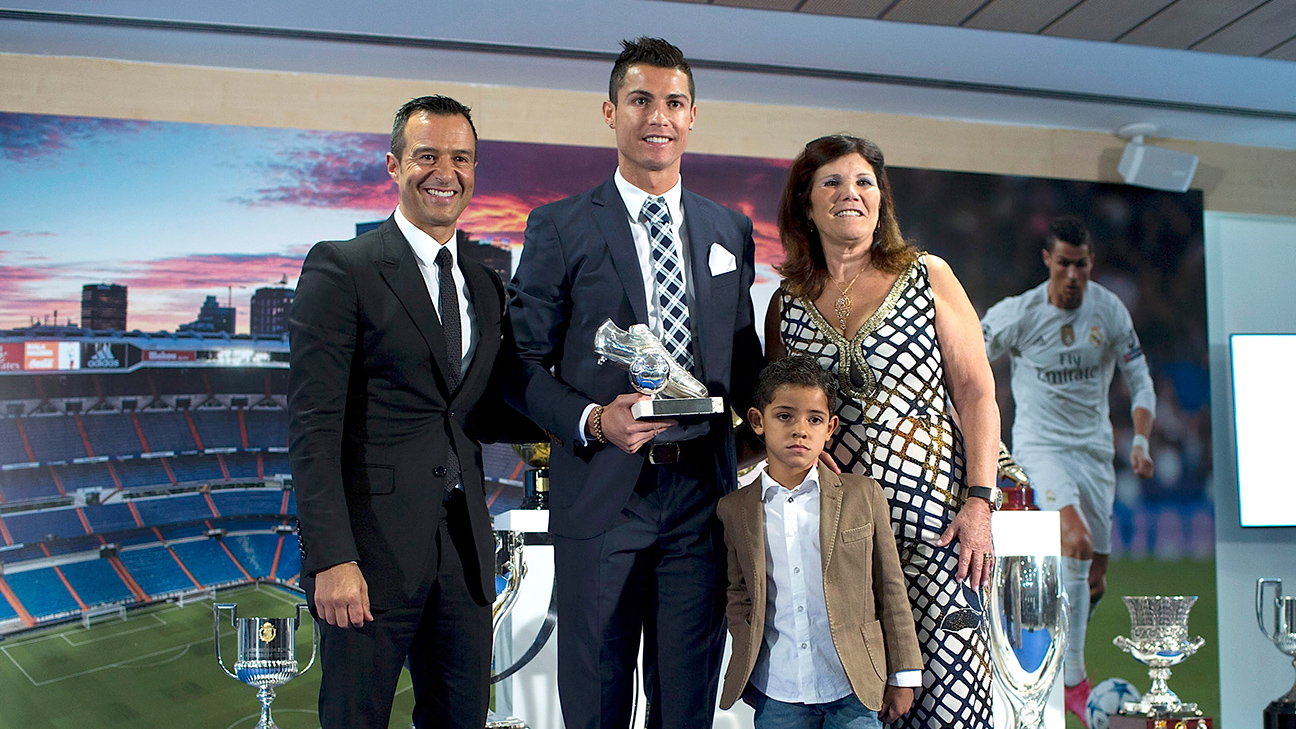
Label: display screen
xmin=1233 ymin=334 xmax=1296 ymax=527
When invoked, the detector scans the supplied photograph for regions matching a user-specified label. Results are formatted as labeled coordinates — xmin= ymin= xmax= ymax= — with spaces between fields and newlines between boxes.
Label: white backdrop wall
xmin=1204 ymin=212 xmax=1296 ymax=728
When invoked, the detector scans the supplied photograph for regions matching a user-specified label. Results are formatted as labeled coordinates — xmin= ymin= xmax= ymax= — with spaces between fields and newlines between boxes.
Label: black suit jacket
xmin=507 ymin=176 xmax=764 ymax=539
xmin=288 ymin=216 xmax=503 ymax=608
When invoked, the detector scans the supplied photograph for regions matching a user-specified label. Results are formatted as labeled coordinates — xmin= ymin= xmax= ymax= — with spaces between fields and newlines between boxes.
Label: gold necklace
xmin=830 ymin=267 xmax=864 ymax=333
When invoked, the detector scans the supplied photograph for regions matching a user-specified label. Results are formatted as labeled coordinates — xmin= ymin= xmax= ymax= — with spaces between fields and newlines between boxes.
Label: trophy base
xmin=1111 ymin=714 xmax=1212 ymax=729
xmin=521 ymin=468 xmax=548 ymax=510
xmin=632 ymin=396 xmax=724 ymax=419
xmin=485 ymin=710 xmax=529 ymax=728
xmin=1265 ymin=699 xmax=1296 ymax=729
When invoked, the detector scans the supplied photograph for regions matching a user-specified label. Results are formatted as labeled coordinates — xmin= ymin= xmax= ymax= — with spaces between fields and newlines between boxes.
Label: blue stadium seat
xmin=83 ymin=503 xmax=137 ymax=532
xmin=224 ymin=452 xmax=260 ymax=480
xmin=285 ymin=490 xmax=297 ymax=515
xmin=161 ymin=524 xmax=209 ymax=540
xmin=275 ymin=535 xmax=301 ymax=581
xmin=0 ymin=543 xmax=47 ymax=565
xmin=224 ymin=534 xmax=281 ymax=579
xmin=261 ymin=454 xmax=290 ymax=479
xmin=58 ymin=462 xmax=117 ymax=492
xmin=171 ymin=539 xmax=247 ymax=586
xmin=115 ymin=532 xmax=161 ymax=548
xmin=0 ymin=419 xmax=29 ymax=464
xmin=22 ymin=415 xmax=87 ymax=462
xmin=114 ymin=458 xmax=171 ymax=490
xmin=212 ymin=489 xmax=284 ymax=517
xmin=118 ymin=546 xmax=197 ymax=596
xmin=133 ymin=494 xmax=212 ymax=526
xmin=483 ymin=442 xmax=526 ymax=483
xmin=244 ymin=410 xmax=288 ymax=449
xmin=169 ymin=456 xmax=224 ymax=485
xmin=4 ymin=568 xmax=80 ymax=619
xmin=0 ymin=466 xmax=61 ymax=502
xmin=59 ymin=558 xmax=134 ymax=605
xmin=81 ymin=413 xmax=143 ymax=459
xmin=0 ymin=590 xmax=18 ymax=622
xmin=190 ymin=410 xmax=241 ymax=450
xmin=3 ymin=508 xmax=86 ymax=543
xmin=136 ymin=412 xmax=196 ymax=453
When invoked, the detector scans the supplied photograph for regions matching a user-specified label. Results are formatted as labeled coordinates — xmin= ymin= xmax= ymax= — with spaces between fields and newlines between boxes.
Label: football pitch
xmin=0 ymin=584 xmax=414 ymax=729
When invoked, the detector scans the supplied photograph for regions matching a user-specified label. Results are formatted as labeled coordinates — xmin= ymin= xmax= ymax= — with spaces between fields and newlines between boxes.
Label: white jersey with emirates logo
xmin=982 ymin=280 xmax=1156 ymax=457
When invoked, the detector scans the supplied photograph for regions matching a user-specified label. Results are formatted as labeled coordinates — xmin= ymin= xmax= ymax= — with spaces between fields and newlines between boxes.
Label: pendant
xmin=835 ymin=293 xmax=852 ymax=332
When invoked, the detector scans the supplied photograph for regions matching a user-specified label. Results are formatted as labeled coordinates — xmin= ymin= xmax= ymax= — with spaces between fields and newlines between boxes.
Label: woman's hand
xmin=936 ymin=496 xmax=993 ymax=590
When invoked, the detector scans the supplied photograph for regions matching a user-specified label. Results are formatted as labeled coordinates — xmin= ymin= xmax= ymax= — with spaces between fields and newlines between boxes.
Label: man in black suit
xmin=507 ymin=38 xmax=763 ymax=729
xmin=288 ymin=95 xmax=505 ymax=729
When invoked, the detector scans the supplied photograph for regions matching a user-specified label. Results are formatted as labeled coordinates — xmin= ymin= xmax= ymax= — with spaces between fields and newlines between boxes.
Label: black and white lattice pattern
xmin=779 ymin=256 xmax=992 ymax=729
xmin=641 ymin=196 xmax=694 ymax=371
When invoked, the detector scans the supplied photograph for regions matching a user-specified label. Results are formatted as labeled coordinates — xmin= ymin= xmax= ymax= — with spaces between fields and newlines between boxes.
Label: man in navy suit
xmin=507 ymin=37 xmax=763 ymax=729
xmin=289 ymin=95 xmax=515 ymax=729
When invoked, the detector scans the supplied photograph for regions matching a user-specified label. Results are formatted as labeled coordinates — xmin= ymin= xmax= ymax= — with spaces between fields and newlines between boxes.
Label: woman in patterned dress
xmin=765 ymin=135 xmax=1000 ymax=729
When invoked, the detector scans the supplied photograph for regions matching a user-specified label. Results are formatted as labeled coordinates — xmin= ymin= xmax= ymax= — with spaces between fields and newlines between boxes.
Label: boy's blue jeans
xmin=750 ymin=689 xmax=883 ymax=729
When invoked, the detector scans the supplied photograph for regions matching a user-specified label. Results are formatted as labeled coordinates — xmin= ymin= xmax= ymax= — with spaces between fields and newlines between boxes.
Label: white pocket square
xmin=708 ymin=243 xmax=737 ymax=276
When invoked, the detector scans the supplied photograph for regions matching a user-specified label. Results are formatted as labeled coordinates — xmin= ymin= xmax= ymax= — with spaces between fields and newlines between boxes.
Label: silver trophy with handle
xmin=1257 ymin=578 xmax=1296 ymax=728
xmin=214 ymin=602 xmax=317 ymax=729
xmin=987 ymin=552 xmax=1069 ymax=728
xmin=1113 ymin=595 xmax=1205 ymax=716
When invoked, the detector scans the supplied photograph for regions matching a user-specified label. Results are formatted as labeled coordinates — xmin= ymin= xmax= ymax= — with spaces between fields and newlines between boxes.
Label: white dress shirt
xmin=393 ymin=206 xmax=478 ymax=375
xmin=751 ymin=468 xmax=921 ymax=704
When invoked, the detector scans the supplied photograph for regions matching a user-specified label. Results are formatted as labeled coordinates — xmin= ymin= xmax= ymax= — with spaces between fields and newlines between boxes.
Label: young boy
xmin=717 ymin=356 xmax=922 ymax=728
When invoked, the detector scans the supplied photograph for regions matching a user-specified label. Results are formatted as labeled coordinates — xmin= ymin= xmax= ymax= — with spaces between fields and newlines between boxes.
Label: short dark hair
xmin=754 ymin=356 xmax=839 ymax=413
xmin=390 ymin=95 xmax=478 ymax=157
xmin=776 ymin=134 xmax=918 ymax=300
xmin=1047 ymin=214 xmax=1091 ymax=252
xmin=609 ymin=37 xmax=695 ymax=104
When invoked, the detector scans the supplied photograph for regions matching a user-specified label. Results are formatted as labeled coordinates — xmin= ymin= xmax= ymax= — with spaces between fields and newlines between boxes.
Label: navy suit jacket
xmin=507 ymin=176 xmax=764 ymax=539
xmin=288 ymin=216 xmax=507 ymax=608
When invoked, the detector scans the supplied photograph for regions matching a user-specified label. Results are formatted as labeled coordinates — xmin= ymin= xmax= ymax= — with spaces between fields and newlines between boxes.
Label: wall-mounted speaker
xmin=1115 ymin=124 xmax=1198 ymax=193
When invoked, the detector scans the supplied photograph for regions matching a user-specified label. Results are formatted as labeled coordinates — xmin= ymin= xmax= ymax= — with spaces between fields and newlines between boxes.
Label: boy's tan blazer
xmin=716 ymin=463 xmax=922 ymax=711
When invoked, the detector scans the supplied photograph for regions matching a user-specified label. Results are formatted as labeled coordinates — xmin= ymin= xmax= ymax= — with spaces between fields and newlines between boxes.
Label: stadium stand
xmin=81 ymin=412 xmax=144 ymax=459
xmin=45 ymin=535 xmax=102 ymax=558
xmin=22 ymin=415 xmax=87 ymax=462
xmin=118 ymin=545 xmax=198 ymax=596
xmin=190 ymin=410 xmax=241 ymax=449
xmin=133 ymin=494 xmax=212 ymax=526
xmin=0 ymin=419 xmax=29 ymax=463
xmin=0 ymin=467 xmax=61 ymax=502
xmin=262 ymin=453 xmax=291 ymax=479
xmin=113 ymin=458 xmax=171 ymax=490
xmin=59 ymin=558 xmax=134 ymax=605
xmin=224 ymin=452 xmax=260 ymax=480
xmin=244 ymin=409 xmax=288 ymax=448
xmin=169 ymin=455 xmax=225 ymax=484
xmin=137 ymin=411 xmax=196 ymax=453
xmin=0 ymin=544 xmax=48 ymax=565
xmin=160 ymin=524 xmax=210 ymax=540
xmin=58 ymin=462 xmax=117 ymax=492
xmin=4 ymin=568 xmax=81 ymax=619
xmin=0 ymin=590 xmax=18 ymax=622
xmin=223 ymin=534 xmax=280 ymax=578
xmin=212 ymin=489 xmax=285 ymax=518
xmin=171 ymin=539 xmax=247 ymax=586
xmin=3 ymin=508 xmax=87 ymax=543
xmin=82 ymin=503 xmax=137 ymax=533
xmin=274 ymin=538 xmax=301 ymax=582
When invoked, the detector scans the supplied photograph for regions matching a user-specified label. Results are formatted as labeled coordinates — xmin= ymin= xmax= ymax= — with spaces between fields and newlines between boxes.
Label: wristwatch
xmin=967 ymin=485 xmax=1002 ymax=511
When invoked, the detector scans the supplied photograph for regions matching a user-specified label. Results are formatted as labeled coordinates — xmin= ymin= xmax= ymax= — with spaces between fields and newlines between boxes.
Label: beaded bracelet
xmin=590 ymin=405 xmax=608 ymax=444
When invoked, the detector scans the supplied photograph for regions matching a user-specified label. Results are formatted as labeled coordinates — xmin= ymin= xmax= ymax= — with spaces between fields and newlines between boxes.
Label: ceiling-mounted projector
xmin=1116 ymin=123 xmax=1198 ymax=193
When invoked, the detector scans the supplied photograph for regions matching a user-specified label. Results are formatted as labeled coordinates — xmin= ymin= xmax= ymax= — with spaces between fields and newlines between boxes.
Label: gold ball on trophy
xmin=513 ymin=442 xmax=550 ymax=469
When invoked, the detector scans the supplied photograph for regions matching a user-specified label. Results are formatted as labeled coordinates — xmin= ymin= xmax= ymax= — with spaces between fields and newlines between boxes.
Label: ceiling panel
xmin=1193 ymin=0 xmax=1296 ymax=56
xmin=713 ymin=0 xmax=801 ymax=9
xmin=963 ymin=0 xmax=1078 ymax=34
xmin=1119 ymin=0 xmax=1266 ymax=48
xmin=798 ymin=0 xmax=893 ymax=18
xmin=1042 ymin=0 xmax=1172 ymax=41
xmin=1266 ymin=35 xmax=1296 ymax=60
xmin=883 ymin=0 xmax=988 ymax=26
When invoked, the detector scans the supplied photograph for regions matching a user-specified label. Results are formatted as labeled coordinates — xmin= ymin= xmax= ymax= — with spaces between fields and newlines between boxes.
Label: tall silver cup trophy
xmin=1257 ymin=578 xmax=1296 ymax=728
xmin=214 ymin=602 xmax=318 ymax=729
xmin=487 ymin=530 xmax=529 ymax=729
xmin=987 ymin=552 xmax=1069 ymax=728
xmin=593 ymin=319 xmax=722 ymax=418
xmin=1113 ymin=595 xmax=1205 ymax=716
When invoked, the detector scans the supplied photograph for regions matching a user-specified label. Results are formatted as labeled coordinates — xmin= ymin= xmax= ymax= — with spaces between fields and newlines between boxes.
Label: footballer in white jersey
xmin=981 ymin=215 xmax=1156 ymax=722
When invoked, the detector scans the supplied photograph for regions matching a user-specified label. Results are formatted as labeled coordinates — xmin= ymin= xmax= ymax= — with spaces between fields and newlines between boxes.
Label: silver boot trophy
xmin=987 ymin=553 xmax=1070 ymax=728
xmin=1257 ymin=578 xmax=1296 ymax=728
xmin=214 ymin=602 xmax=317 ymax=729
xmin=1113 ymin=595 xmax=1205 ymax=716
xmin=593 ymin=319 xmax=722 ymax=418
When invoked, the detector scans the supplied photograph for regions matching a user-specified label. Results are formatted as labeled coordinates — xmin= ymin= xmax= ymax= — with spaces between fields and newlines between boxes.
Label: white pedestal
xmin=991 ymin=510 xmax=1066 ymax=729
xmin=493 ymin=510 xmax=562 ymax=729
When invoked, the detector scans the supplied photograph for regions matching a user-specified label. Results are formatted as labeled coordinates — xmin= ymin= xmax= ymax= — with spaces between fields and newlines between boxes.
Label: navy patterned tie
xmin=435 ymin=246 xmax=461 ymax=492
xmin=641 ymin=196 xmax=694 ymax=371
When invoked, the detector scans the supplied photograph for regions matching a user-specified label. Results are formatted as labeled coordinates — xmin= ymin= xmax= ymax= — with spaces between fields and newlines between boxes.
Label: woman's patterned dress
xmin=777 ymin=255 xmax=992 ymax=729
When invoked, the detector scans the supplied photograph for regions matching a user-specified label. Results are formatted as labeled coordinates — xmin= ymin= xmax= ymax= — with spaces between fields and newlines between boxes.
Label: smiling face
xmin=806 ymin=153 xmax=882 ymax=251
xmin=749 ymin=384 xmax=838 ymax=488
xmin=1043 ymin=239 xmax=1092 ymax=310
xmin=386 ymin=111 xmax=476 ymax=242
xmin=602 ymin=63 xmax=696 ymax=194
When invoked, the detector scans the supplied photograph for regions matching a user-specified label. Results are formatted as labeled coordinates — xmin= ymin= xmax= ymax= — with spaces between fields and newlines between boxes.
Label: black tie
xmin=435 ymin=246 xmax=461 ymax=492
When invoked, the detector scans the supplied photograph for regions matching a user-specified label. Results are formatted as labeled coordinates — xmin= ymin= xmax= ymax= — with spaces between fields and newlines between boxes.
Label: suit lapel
xmin=457 ymin=261 xmax=500 ymax=399
xmin=592 ymin=178 xmax=650 ymax=325
xmin=681 ymin=191 xmax=716 ymax=382
xmin=373 ymin=220 xmax=453 ymax=390
xmin=819 ymin=465 xmax=843 ymax=573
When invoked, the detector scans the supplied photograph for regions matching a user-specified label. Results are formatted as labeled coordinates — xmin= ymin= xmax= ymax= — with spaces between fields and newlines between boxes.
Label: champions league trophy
xmin=487 ymin=531 xmax=529 ymax=729
xmin=513 ymin=442 xmax=549 ymax=510
xmin=987 ymin=538 xmax=1069 ymax=727
xmin=214 ymin=602 xmax=317 ymax=729
xmin=1113 ymin=596 xmax=1205 ymax=717
xmin=593 ymin=319 xmax=722 ymax=419
xmin=1257 ymin=578 xmax=1296 ymax=728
